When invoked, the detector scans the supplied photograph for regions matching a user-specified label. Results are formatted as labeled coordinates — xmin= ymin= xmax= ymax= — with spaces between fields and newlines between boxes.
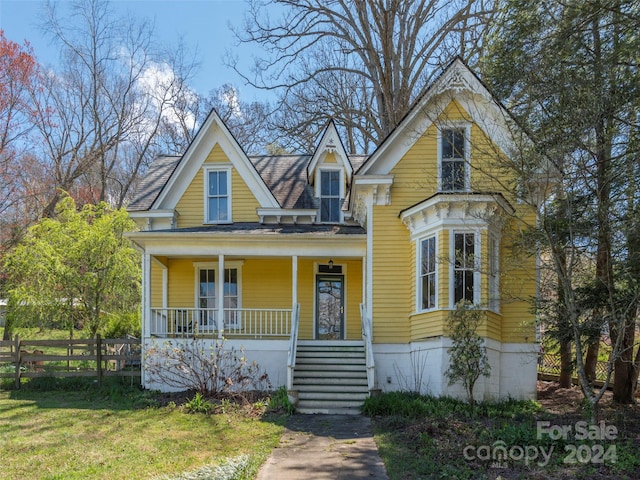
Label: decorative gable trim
xmin=307 ymin=119 xmax=353 ymax=185
xmin=358 ymin=58 xmax=523 ymax=177
xmin=152 ymin=109 xmax=279 ymax=211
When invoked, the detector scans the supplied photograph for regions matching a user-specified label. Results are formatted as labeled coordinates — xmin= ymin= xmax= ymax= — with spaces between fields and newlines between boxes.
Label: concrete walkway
xmin=256 ymin=414 xmax=389 ymax=480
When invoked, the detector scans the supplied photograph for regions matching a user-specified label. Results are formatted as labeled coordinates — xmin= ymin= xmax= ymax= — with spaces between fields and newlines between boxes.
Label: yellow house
xmin=127 ymin=59 xmax=538 ymax=413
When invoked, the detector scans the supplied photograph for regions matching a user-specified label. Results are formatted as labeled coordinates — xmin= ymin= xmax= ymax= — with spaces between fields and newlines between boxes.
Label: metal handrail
xmin=360 ymin=303 xmax=376 ymax=391
xmin=286 ymin=303 xmax=301 ymax=391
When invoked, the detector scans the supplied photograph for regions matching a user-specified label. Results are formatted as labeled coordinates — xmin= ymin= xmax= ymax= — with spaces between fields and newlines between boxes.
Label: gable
xmin=153 ymin=110 xmax=279 ymax=213
xmin=387 ymin=100 xmax=514 ymax=208
xmin=358 ymin=58 xmax=522 ymax=177
xmin=174 ymin=145 xmax=263 ymax=227
xmin=307 ymin=120 xmax=353 ymax=185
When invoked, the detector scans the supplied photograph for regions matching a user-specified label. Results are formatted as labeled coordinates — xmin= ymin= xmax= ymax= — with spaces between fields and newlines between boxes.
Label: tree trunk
xmin=584 ymin=341 xmax=599 ymax=385
xmin=613 ymin=311 xmax=637 ymax=403
xmin=559 ymin=338 xmax=573 ymax=388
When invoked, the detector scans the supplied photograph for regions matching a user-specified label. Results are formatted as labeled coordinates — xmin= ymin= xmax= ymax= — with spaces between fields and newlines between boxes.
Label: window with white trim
xmin=420 ymin=235 xmax=437 ymax=310
xmin=440 ymin=128 xmax=469 ymax=191
xmin=320 ymin=170 xmax=341 ymax=222
xmin=206 ymin=167 xmax=231 ymax=223
xmin=452 ymin=232 xmax=477 ymax=305
xmin=196 ymin=265 xmax=241 ymax=329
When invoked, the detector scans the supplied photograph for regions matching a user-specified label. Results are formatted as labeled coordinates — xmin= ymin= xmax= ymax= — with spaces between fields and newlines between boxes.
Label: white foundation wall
xmin=372 ymin=338 xmax=537 ymax=401
xmin=142 ymin=338 xmax=289 ymax=392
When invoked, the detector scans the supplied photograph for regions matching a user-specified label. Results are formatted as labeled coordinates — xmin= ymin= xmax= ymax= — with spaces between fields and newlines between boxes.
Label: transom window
xmin=420 ymin=236 xmax=437 ymax=310
xmin=440 ymin=128 xmax=468 ymax=191
xmin=320 ymin=170 xmax=341 ymax=222
xmin=453 ymin=232 xmax=476 ymax=304
xmin=206 ymin=167 xmax=231 ymax=223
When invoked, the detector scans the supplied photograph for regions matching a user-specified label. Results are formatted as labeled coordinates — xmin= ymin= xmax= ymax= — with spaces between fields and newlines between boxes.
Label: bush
xmin=145 ymin=337 xmax=271 ymax=399
xmin=100 ymin=311 xmax=141 ymax=338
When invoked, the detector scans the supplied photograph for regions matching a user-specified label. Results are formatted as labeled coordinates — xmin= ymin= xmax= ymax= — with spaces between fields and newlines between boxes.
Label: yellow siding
xmin=371 ymin=99 xmax=536 ymax=345
xmin=242 ymin=259 xmax=292 ymax=309
xmin=167 ymin=258 xmax=196 ymax=307
xmin=344 ymin=260 xmax=364 ymax=340
xmin=150 ymin=261 xmax=164 ymax=308
xmin=297 ymin=260 xmax=315 ymax=340
xmin=230 ymin=164 xmax=262 ymax=222
xmin=175 ymin=144 xmax=261 ymax=227
xmin=371 ymin=204 xmax=412 ymax=343
xmin=438 ymin=229 xmax=449 ymax=310
xmin=175 ymin=171 xmax=204 ymax=228
xmin=499 ymin=211 xmax=537 ymax=343
xmin=321 ymin=153 xmax=338 ymax=164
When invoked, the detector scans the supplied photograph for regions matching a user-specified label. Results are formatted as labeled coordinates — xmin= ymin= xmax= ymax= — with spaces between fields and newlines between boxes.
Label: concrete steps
xmin=293 ymin=340 xmax=369 ymax=415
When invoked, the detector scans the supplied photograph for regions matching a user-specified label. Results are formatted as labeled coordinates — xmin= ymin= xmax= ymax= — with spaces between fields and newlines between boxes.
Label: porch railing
xmin=360 ymin=303 xmax=376 ymax=392
xmin=286 ymin=304 xmax=301 ymax=391
xmin=149 ymin=308 xmax=292 ymax=338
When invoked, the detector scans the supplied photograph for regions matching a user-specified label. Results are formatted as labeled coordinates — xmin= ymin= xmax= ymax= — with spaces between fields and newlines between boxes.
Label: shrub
xmin=144 ymin=337 xmax=271 ymax=399
xmin=445 ymin=302 xmax=491 ymax=406
xmin=100 ymin=311 xmax=142 ymax=338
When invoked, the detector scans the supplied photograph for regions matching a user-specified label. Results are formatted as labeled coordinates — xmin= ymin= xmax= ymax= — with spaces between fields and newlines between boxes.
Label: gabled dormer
xmin=307 ymin=120 xmax=353 ymax=224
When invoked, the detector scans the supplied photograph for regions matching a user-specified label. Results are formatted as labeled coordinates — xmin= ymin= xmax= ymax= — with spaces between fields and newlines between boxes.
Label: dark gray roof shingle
xmin=128 ymin=153 xmax=369 ymax=212
xmin=128 ymin=155 xmax=181 ymax=211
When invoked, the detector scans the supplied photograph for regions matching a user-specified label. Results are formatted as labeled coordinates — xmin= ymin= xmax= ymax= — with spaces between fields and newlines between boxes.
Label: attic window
xmin=205 ymin=166 xmax=231 ymax=223
xmin=320 ymin=170 xmax=341 ymax=223
xmin=440 ymin=127 xmax=469 ymax=192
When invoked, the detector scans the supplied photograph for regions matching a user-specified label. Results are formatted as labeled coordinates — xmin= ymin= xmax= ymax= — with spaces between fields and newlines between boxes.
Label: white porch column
xmin=366 ymin=194 xmax=374 ymax=318
xmin=217 ymin=254 xmax=225 ymax=337
xmin=141 ymin=253 xmax=151 ymax=387
xmin=142 ymin=253 xmax=151 ymax=338
xmin=291 ymin=255 xmax=298 ymax=314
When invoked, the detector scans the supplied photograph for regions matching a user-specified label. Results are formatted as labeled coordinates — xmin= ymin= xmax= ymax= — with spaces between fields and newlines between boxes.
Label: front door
xmin=316 ymin=275 xmax=344 ymax=340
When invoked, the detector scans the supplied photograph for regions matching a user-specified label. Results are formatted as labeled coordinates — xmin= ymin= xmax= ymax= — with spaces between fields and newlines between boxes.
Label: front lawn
xmin=0 ymin=378 xmax=285 ymax=480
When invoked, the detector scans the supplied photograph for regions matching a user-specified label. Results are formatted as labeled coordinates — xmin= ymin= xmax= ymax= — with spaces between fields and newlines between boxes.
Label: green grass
xmin=365 ymin=392 xmax=640 ymax=479
xmin=0 ymin=378 xmax=286 ymax=480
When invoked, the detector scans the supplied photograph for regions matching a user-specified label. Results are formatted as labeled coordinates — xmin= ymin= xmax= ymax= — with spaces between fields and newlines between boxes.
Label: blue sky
xmin=0 ymin=0 xmax=267 ymax=100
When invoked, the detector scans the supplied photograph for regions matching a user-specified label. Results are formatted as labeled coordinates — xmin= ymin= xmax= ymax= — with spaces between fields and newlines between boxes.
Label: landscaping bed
xmin=366 ymin=382 xmax=640 ymax=479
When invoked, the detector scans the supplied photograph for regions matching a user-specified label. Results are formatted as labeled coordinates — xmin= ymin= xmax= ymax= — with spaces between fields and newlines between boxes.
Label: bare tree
xmin=0 ymin=33 xmax=42 ymax=248
xmin=31 ymin=0 xmax=199 ymax=213
xmin=203 ymin=84 xmax=272 ymax=155
xmin=229 ymin=0 xmax=494 ymax=152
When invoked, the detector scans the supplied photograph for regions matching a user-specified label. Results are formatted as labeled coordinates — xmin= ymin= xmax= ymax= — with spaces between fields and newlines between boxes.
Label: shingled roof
xmin=128 ymin=153 xmax=369 ymax=212
xmin=127 ymin=155 xmax=181 ymax=212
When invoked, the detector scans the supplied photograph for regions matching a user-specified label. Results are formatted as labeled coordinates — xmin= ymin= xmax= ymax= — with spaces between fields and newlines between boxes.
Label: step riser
xmin=294 ymin=377 xmax=367 ymax=384
xmin=294 ymin=384 xmax=368 ymax=395
xmin=293 ymin=343 xmax=369 ymax=414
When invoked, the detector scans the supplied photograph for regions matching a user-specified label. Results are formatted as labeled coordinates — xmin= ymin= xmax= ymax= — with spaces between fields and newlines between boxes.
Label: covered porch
xmin=129 ymin=225 xmax=368 ymax=340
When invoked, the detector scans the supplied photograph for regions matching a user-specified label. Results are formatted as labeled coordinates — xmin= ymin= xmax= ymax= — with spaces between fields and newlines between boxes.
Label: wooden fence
xmin=0 ymin=335 xmax=141 ymax=388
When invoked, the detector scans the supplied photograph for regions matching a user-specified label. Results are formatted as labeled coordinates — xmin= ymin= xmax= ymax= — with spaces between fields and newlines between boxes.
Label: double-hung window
xmin=197 ymin=265 xmax=241 ymax=330
xmin=453 ymin=232 xmax=477 ymax=305
xmin=206 ymin=167 xmax=231 ymax=223
xmin=440 ymin=128 xmax=468 ymax=191
xmin=420 ymin=236 xmax=437 ymax=310
xmin=320 ymin=170 xmax=341 ymax=223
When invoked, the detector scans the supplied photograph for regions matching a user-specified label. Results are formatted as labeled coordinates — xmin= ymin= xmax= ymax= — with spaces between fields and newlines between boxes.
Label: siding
xmin=175 ymin=144 xmax=261 ymax=227
xmin=371 ymin=99 xmax=535 ymax=345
